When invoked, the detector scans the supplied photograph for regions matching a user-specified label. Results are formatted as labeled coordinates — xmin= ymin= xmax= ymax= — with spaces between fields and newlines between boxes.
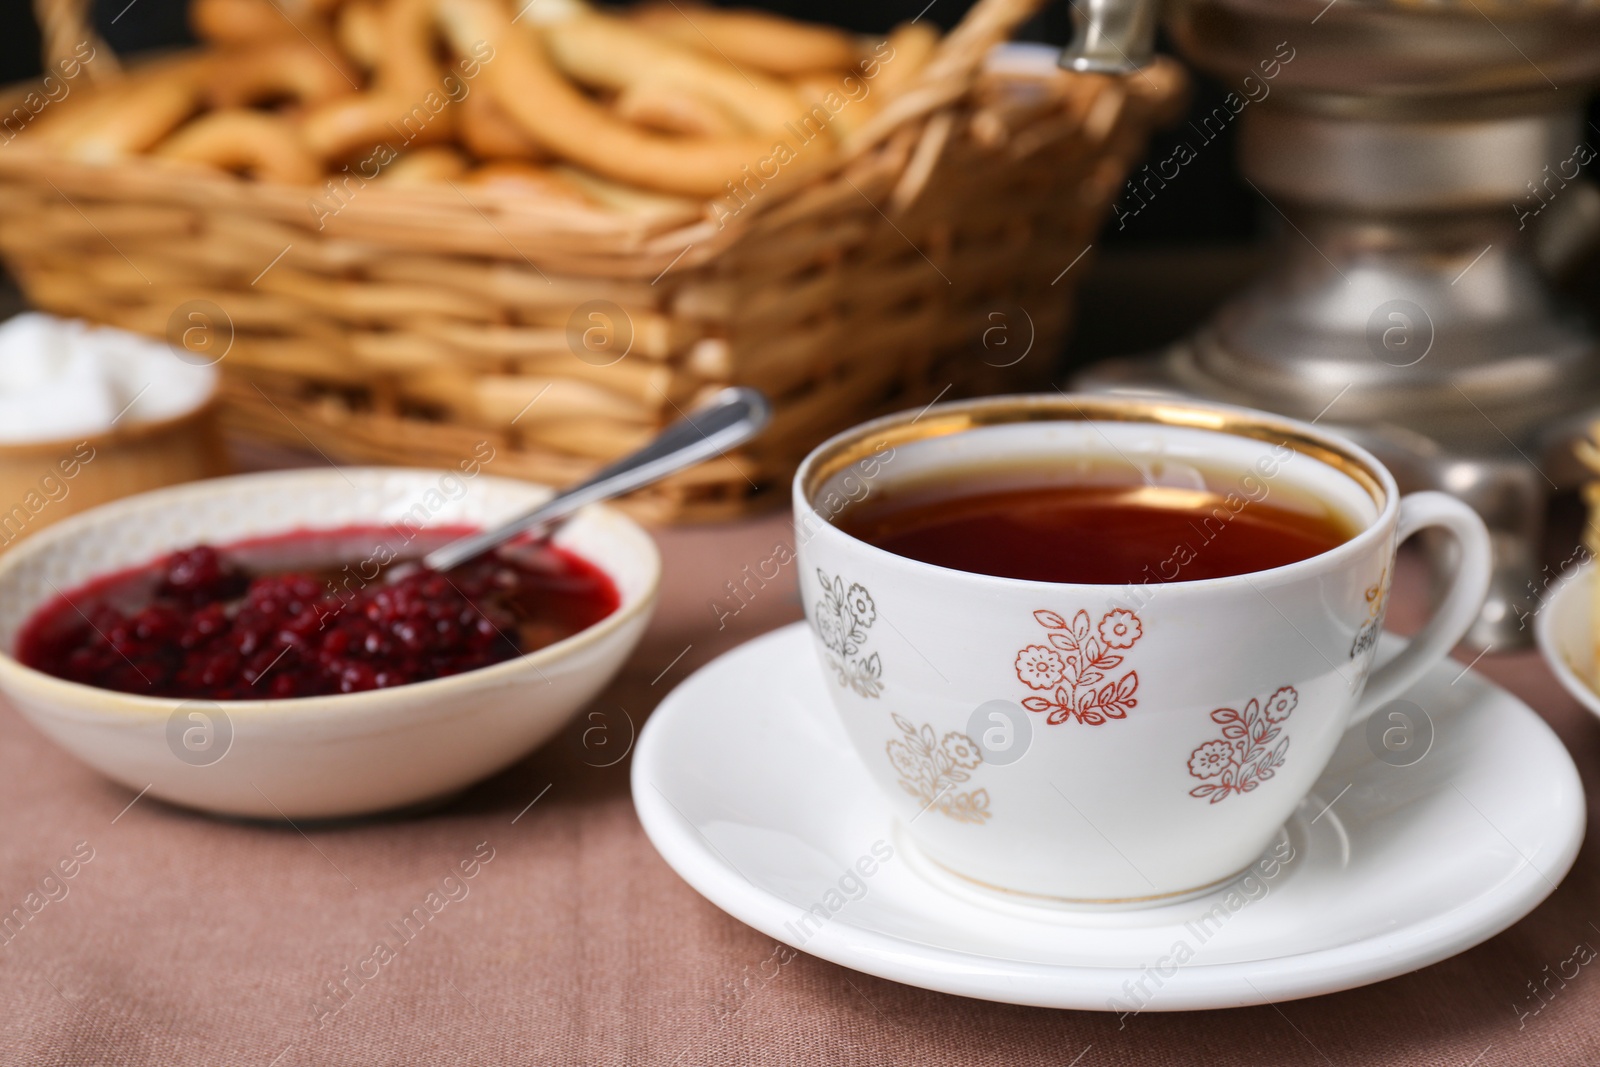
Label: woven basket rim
xmin=0 ymin=47 xmax=1119 ymax=262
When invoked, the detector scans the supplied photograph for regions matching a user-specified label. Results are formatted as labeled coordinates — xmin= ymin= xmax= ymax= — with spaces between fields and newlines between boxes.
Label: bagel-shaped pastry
xmin=335 ymin=0 xmax=385 ymax=71
xmin=205 ymin=41 xmax=357 ymax=109
xmin=552 ymin=165 xmax=702 ymax=221
xmin=612 ymin=81 xmax=743 ymax=139
xmin=304 ymin=0 xmax=452 ymax=162
xmin=190 ymin=0 xmax=317 ymax=45
xmin=462 ymin=161 xmax=595 ymax=206
xmin=301 ymin=90 xmax=454 ymax=161
xmin=457 ymin=87 xmax=545 ymax=161
xmin=49 ymin=55 xmax=209 ymax=162
xmin=868 ymin=21 xmax=940 ymax=99
xmin=792 ymin=74 xmax=869 ymax=141
xmin=629 ymin=4 xmax=864 ymax=76
xmin=154 ymin=109 xmax=323 ymax=183
xmin=436 ymin=0 xmax=829 ymax=198
xmin=381 ymin=145 xmax=469 ymax=184
xmin=375 ymin=0 xmax=443 ymax=98
xmin=533 ymin=7 xmax=804 ymax=136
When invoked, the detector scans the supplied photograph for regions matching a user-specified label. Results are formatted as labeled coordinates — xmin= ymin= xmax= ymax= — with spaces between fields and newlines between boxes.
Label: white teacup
xmin=793 ymin=395 xmax=1491 ymax=906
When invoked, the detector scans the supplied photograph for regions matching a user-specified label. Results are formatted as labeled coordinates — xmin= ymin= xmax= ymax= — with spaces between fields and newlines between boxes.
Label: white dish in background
xmin=0 ymin=468 xmax=659 ymax=820
xmin=633 ymin=622 xmax=1585 ymax=1011
xmin=1537 ymin=561 xmax=1600 ymax=718
xmin=0 ymin=312 xmax=216 ymax=443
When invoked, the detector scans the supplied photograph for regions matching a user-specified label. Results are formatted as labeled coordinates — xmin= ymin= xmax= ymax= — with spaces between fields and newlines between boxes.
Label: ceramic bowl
xmin=1536 ymin=561 xmax=1600 ymax=719
xmin=0 ymin=468 xmax=660 ymax=819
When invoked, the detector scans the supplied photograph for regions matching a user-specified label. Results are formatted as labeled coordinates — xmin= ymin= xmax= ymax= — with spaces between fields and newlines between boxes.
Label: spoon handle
xmin=422 ymin=387 xmax=772 ymax=572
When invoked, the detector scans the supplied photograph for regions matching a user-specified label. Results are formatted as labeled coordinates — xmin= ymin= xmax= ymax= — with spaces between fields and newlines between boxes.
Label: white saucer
xmin=1536 ymin=561 xmax=1600 ymax=719
xmin=633 ymin=622 xmax=1585 ymax=1011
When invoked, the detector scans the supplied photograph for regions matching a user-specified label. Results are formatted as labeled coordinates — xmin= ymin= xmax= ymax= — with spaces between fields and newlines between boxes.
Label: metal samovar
xmin=1063 ymin=0 xmax=1600 ymax=646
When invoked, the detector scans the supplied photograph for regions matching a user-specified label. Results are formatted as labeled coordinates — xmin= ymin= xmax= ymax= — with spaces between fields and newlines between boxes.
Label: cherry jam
xmin=15 ymin=525 xmax=620 ymax=700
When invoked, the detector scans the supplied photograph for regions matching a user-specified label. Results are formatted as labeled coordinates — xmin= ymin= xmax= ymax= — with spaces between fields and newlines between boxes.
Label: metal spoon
xmin=419 ymin=386 xmax=772 ymax=573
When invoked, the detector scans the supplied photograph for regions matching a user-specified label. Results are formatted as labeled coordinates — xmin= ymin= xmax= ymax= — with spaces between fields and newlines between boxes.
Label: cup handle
xmin=1350 ymin=491 xmax=1492 ymax=725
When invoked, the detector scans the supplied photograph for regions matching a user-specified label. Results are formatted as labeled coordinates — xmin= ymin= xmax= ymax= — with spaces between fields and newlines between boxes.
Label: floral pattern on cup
xmin=886 ymin=713 xmax=990 ymax=824
xmin=1348 ymin=567 xmax=1389 ymax=660
xmin=813 ymin=569 xmax=883 ymax=698
xmin=1014 ymin=609 xmax=1143 ymax=726
xmin=1187 ymin=686 xmax=1298 ymax=804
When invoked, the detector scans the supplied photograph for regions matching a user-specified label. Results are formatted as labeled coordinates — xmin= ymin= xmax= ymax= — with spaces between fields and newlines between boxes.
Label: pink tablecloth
xmin=3 ymin=512 xmax=1597 ymax=1065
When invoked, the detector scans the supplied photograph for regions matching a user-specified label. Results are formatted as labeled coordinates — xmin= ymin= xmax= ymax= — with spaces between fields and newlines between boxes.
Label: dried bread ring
xmin=301 ymin=92 xmax=454 ymax=160
xmin=462 ymin=161 xmax=594 ymax=206
xmin=437 ymin=0 xmax=828 ymax=198
xmin=154 ymin=109 xmax=323 ymax=183
xmin=304 ymin=0 xmax=451 ymax=162
xmin=205 ymin=41 xmax=357 ymax=109
xmin=190 ymin=0 xmax=318 ymax=45
xmin=612 ymin=81 xmax=743 ymax=139
xmin=629 ymin=4 xmax=864 ymax=76
xmin=382 ymin=145 xmax=469 ymax=184
xmin=792 ymin=75 xmax=868 ymax=141
xmin=47 ymin=56 xmax=209 ymax=162
xmin=22 ymin=89 xmax=103 ymax=148
xmin=868 ymin=21 xmax=940 ymax=100
xmin=26 ymin=72 xmax=140 ymax=148
xmin=552 ymin=165 xmax=702 ymax=221
xmin=458 ymin=88 xmax=545 ymax=161
xmin=376 ymin=0 xmax=444 ymax=98
xmin=534 ymin=9 xmax=803 ymax=136
xmin=336 ymin=0 xmax=385 ymax=71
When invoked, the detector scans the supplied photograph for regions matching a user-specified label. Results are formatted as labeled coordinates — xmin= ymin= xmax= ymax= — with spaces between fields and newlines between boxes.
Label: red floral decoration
xmin=1013 ymin=608 xmax=1143 ymax=726
xmin=1187 ymin=686 xmax=1298 ymax=803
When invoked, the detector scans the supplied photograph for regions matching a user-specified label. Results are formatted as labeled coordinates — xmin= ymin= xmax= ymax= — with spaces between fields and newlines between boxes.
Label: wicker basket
xmin=0 ymin=0 xmax=1184 ymax=521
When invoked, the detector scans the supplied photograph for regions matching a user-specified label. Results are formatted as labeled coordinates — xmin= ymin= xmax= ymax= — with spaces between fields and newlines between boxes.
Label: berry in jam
xmin=15 ymin=525 xmax=620 ymax=700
